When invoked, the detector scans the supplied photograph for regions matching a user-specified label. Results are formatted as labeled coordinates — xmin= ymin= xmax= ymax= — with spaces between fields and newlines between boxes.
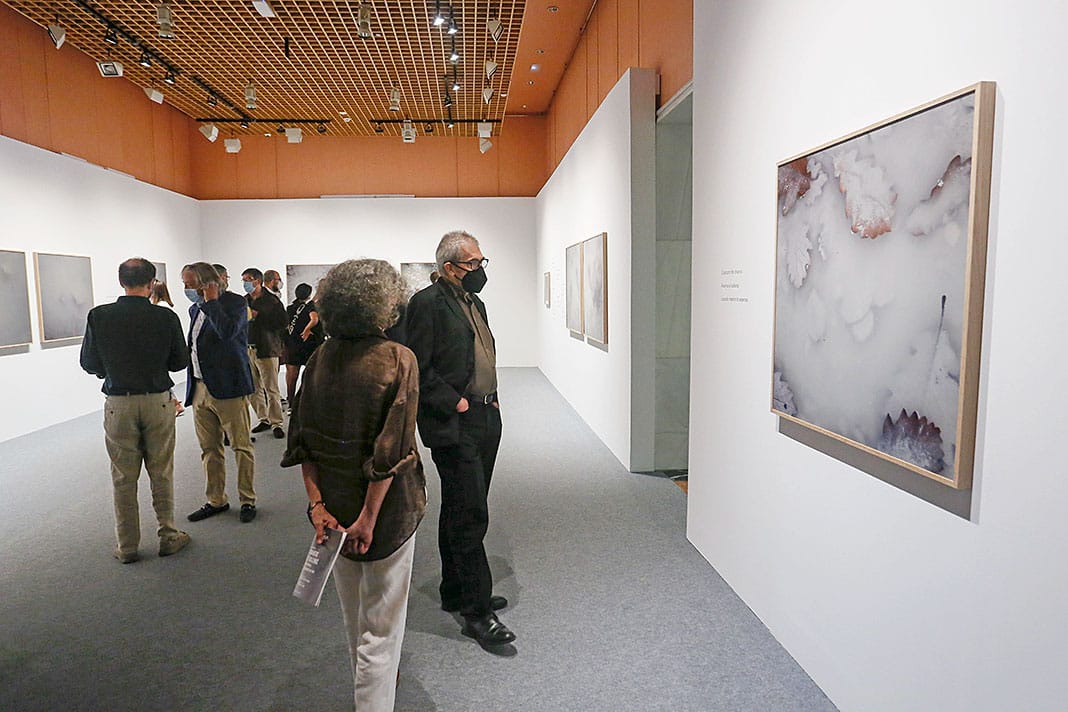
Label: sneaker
xmin=240 ymin=504 xmax=257 ymax=523
xmin=273 ymin=426 xmax=285 ymax=439
xmin=113 ymin=548 xmax=139 ymax=564
xmin=187 ymin=502 xmax=230 ymax=521
xmin=159 ymin=531 xmax=191 ymax=557
xmin=251 ymin=421 xmax=271 ymax=434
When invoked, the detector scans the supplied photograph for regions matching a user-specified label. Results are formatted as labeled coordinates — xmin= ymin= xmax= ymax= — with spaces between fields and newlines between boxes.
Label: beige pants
xmin=333 ymin=534 xmax=416 ymax=712
xmin=249 ymin=350 xmax=284 ymax=427
xmin=103 ymin=392 xmax=179 ymax=557
xmin=192 ymin=381 xmax=256 ymax=507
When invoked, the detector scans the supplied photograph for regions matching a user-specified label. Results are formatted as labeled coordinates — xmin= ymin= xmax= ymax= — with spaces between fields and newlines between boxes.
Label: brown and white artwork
xmin=582 ymin=233 xmax=608 ymax=346
xmin=34 ymin=252 xmax=94 ymax=345
xmin=0 ymin=250 xmax=32 ymax=349
xmin=286 ymin=264 xmax=335 ymax=303
xmin=772 ymin=82 xmax=995 ymax=489
xmin=401 ymin=262 xmax=438 ymax=299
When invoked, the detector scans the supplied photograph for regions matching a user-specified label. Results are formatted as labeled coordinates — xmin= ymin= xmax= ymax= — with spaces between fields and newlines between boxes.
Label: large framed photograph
xmin=286 ymin=264 xmax=335 ymax=304
xmin=0 ymin=250 xmax=32 ymax=349
xmin=565 ymin=242 xmax=583 ymax=334
xmin=150 ymin=261 xmax=167 ymax=286
xmin=34 ymin=252 xmax=94 ymax=345
xmin=772 ymin=82 xmax=995 ymax=489
xmin=400 ymin=262 xmax=437 ymax=299
xmin=582 ymin=232 xmax=608 ymax=346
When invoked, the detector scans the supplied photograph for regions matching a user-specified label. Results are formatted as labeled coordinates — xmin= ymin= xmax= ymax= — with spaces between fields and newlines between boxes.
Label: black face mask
xmin=459 ymin=266 xmax=488 ymax=294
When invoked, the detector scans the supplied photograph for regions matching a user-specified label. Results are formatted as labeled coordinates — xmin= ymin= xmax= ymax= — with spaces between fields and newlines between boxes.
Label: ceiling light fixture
xmin=343 ymin=117 xmax=352 ymax=123
xmin=241 ymin=120 xmax=250 ymax=129
xmin=483 ymin=87 xmax=494 ymax=104
xmin=401 ymin=119 xmax=416 ymax=143
xmin=199 ymin=123 xmax=219 ymax=142
xmin=425 ymin=123 xmax=434 ymax=133
xmin=487 ymin=17 xmax=503 ymax=42
xmin=449 ymin=38 xmax=460 ymax=63
xmin=245 ymin=82 xmax=257 ymax=109
xmin=97 ymin=61 xmax=123 ymax=77
xmin=479 ymin=138 xmax=493 ymax=154
xmin=224 ymin=137 xmax=242 ymax=153
xmin=47 ymin=22 xmax=66 ymax=49
xmin=447 ymin=16 xmax=458 ymax=35
xmin=285 ymin=127 xmax=303 ymax=143
xmin=485 ymin=59 xmax=498 ymax=80
xmin=157 ymin=1 xmax=175 ymax=39
xmin=389 ymin=87 xmax=401 ymax=112
xmin=252 ymin=0 xmax=276 ymax=18
xmin=276 ymin=124 xmax=285 ymax=133
xmin=104 ymin=26 xmax=118 ymax=45
xmin=452 ymin=72 xmax=461 ymax=92
xmin=207 ymin=94 xmax=217 ymax=107
xmin=443 ymin=91 xmax=452 ymax=108
xmin=357 ymin=2 xmax=372 ymax=39
xmin=530 ymin=63 xmax=540 ymax=72
xmin=374 ymin=122 xmax=384 ymax=133
xmin=164 ymin=71 xmax=176 ymax=85
xmin=432 ymin=1 xmax=445 ymax=26
xmin=478 ymin=122 xmax=493 ymax=154
xmin=143 ymin=86 xmax=164 ymax=104
xmin=317 ymin=123 xmax=327 ymax=134
xmin=138 ymin=50 xmax=152 ymax=67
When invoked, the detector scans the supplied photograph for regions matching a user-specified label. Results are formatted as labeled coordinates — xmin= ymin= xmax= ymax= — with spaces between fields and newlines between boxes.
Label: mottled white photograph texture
xmin=0 ymin=250 xmax=32 ymax=347
xmin=35 ymin=252 xmax=93 ymax=343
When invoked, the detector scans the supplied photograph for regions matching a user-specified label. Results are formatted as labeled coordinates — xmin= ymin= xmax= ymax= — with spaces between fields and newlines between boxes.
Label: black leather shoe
xmin=272 ymin=426 xmax=285 ymax=439
xmin=462 ymin=614 xmax=516 ymax=646
xmin=442 ymin=595 xmax=508 ymax=613
xmin=251 ymin=421 xmax=271 ymax=434
xmin=240 ymin=504 xmax=257 ymax=523
xmin=187 ymin=502 xmax=229 ymax=521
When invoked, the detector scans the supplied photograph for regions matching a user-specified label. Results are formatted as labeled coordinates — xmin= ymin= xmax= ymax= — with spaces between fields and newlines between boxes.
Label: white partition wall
xmin=0 ymin=136 xmax=200 ymax=443
xmin=689 ymin=2 xmax=1068 ymax=710
xmin=535 ymin=69 xmax=657 ymax=471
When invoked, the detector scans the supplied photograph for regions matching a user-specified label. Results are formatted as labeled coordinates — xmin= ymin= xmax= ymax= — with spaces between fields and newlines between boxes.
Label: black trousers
xmin=430 ymin=402 xmax=502 ymax=619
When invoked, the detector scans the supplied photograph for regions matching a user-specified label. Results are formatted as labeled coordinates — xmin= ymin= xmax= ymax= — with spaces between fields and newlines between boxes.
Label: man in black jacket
xmin=405 ymin=230 xmax=516 ymax=648
xmin=242 ymin=267 xmax=287 ymax=439
xmin=80 ymin=258 xmax=190 ymax=563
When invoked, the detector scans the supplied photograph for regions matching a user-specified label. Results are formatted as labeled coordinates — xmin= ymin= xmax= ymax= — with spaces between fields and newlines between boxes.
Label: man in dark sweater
xmin=80 ymin=258 xmax=190 ymax=563
xmin=242 ymin=267 xmax=287 ymax=438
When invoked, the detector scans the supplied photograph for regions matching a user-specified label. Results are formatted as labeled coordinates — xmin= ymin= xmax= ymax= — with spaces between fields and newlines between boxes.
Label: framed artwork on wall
xmin=582 ymin=232 xmax=608 ymax=346
xmin=401 ymin=262 xmax=437 ymax=299
xmin=151 ymin=261 xmax=167 ymax=286
xmin=565 ymin=242 xmax=583 ymax=334
xmin=0 ymin=250 xmax=32 ymax=349
xmin=771 ymin=81 xmax=996 ymax=490
xmin=34 ymin=252 xmax=94 ymax=345
xmin=543 ymin=271 xmax=551 ymax=308
xmin=286 ymin=264 xmax=335 ymax=303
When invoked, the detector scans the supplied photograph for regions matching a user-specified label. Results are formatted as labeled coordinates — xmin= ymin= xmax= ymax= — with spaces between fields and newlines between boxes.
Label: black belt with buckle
xmin=109 ymin=390 xmax=157 ymax=396
xmin=471 ymin=392 xmax=497 ymax=405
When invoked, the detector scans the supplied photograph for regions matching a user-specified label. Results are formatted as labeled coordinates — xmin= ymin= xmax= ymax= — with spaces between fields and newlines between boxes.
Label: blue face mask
xmin=185 ymin=288 xmax=204 ymax=304
xmin=243 ymin=281 xmax=256 ymax=294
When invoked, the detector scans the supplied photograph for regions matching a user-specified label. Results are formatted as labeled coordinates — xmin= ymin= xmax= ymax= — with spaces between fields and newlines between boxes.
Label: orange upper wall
xmin=546 ymin=0 xmax=693 ymax=171
xmin=0 ymin=3 xmax=195 ymax=195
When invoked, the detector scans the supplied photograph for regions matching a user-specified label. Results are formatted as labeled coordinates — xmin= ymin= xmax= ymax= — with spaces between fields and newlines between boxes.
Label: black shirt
xmin=80 ymin=296 xmax=188 ymax=395
xmin=247 ymin=290 xmax=287 ymax=356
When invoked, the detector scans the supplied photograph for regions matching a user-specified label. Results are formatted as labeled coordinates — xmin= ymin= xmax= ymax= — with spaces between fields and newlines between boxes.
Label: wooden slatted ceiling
xmin=3 ymin=0 xmax=527 ymax=137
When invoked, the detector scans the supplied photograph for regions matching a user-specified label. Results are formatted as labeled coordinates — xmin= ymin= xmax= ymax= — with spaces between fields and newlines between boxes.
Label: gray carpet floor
xmin=0 ymin=368 xmax=835 ymax=712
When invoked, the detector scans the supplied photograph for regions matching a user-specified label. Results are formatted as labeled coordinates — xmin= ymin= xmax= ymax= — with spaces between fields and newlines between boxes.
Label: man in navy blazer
xmin=181 ymin=262 xmax=259 ymax=524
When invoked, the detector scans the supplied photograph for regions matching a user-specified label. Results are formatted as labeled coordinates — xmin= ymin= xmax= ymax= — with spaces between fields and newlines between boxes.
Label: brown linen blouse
xmin=281 ymin=334 xmax=426 ymax=562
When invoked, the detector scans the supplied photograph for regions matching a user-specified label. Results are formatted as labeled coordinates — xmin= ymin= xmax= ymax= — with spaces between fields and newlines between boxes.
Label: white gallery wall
xmin=0 ymin=136 xmax=200 ymax=443
xmin=535 ymin=69 xmax=657 ymax=471
xmin=198 ymin=197 xmax=537 ymax=368
xmin=690 ymin=2 xmax=1068 ymax=710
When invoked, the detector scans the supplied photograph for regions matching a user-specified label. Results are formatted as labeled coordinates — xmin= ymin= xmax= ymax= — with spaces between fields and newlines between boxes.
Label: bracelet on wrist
xmin=307 ymin=500 xmax=325 ymax=514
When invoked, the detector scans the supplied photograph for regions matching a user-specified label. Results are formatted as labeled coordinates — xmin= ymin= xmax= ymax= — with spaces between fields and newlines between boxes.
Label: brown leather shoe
xmin=159 ymin=531 xmax=191 ymax=557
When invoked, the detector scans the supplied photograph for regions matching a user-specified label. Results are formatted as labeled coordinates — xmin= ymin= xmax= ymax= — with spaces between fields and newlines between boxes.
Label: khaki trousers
xmin=333 ymin=534 xmax=416 ymax=712
xmin=192 ymin=381 xmax=256 ymax=507
xmin=103 ymin=392 xmax=179 ymax=557
xmin=249 ymin=349 xmax=284 ymax=427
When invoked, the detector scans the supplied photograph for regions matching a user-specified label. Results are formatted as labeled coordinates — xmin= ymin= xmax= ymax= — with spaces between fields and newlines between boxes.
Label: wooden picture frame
xmin=565 ymin=242 xmax=583 ymax=334
xmin=33 ymin=252 xmax=94 ymax=345
xmin=582 ymin=232 xmax=608 ymax=346
xmin=771 ymin=82 xmax=995 ymax=489
xmin=0 ymin=250 xmax=32 ymax=349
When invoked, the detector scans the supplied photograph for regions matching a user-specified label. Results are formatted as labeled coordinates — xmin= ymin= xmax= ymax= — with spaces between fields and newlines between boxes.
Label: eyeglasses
xmin=450 ymin=257 xmax=489 ymax=270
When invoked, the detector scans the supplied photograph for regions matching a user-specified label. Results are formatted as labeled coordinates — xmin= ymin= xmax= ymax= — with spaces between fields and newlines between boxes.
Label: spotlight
xmin=485 ymin=59 xmax=497 ymax=80
xmin=432 ymin=1 xmax=445 ymax=26
xmin=357 ymin=2 xmax=372 ymax=39
xmin=443 ymin=91 xmax=452 ymax=108
xmin=479 ymin=138 xmax=493 ymax=154
xmin=285 ymin=127 xmax=303 ymax=143
xmin=104 ymin=26 xmax=118 ymax=45
xmin=482 ymin=87 xmax=494 ymax=104
xmin=449 ymin=39 xmax=459 ymax=63
xmin=207 ymin=94 xmax=217 ymax=107
xmin=401 ymin=119 xmax=416 ymax=143
xmin=139 ymin=50 xmax=152 ymax=67
xmin=452 ymin=76 xmax=461 ymax=92
xmin=389 ymin=87 xmax=401 ymax=112
xmin=425 ymin=123 xmax=434 ymax=133
xmin=252 ymin=0 xmax=276 ymax=18
xmin=157 ymin=1 xmax=175 ymax=39
xmin=97 ymin=61 xmax=124 ymax=77
xmin=447 ymin=119 xmax=455 ymax=129
xmin=374 ymin=122 xmax=384 ymax=134
xmin=224 ymin=137 xmax=242 ymax=153
xmin=487 ymin=18 xmax=503 ymax=43
xmin=240 ymin=120 xmax=250 ymax=129
xmin=447 ymin=17 xmax=458 ymax=35
xmin=199 ymin=123 xmax=219 ymax=142
xmin=47 ymin=24 xmax=66 ymax=49
xmin=317 ymin=123 xmax=327 ymax=134
xmin=143 ymin=86 xmax=164 ymax=104
xmin=276 ymin=124 xmax=285 ymax=133
xmin=164 ymin=71 xmax=176 ymax=85
xmin=477 ymin=122 xmax=492 ymax=138
xmin=245 ymin=82 xmax=257 ymax=110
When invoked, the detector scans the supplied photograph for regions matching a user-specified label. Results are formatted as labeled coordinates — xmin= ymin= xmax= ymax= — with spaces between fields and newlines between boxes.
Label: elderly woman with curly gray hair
xmin=281 ymin=259 xmax=425 ymax=712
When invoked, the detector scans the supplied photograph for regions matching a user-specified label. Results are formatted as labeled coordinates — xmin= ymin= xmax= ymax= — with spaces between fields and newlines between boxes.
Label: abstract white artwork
xmin=0 ymin=250 xmax=31 ymax=348
xmin=565 ymin=242 xmax=583 ymax=334
xmin=286 ymin=264 xmax=335 ymax=303
xmin=34 ymin=252 xmax=94 ymax=344
xmin=582 ymin=233 xmax=608 ymax=346
xmin=400 ymin=262 xmax=437 ymax=299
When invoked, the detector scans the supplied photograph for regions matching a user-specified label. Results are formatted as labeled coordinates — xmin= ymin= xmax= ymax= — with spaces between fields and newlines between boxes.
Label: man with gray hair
xmin=405 ymin=230 xmax=516 ymax=648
